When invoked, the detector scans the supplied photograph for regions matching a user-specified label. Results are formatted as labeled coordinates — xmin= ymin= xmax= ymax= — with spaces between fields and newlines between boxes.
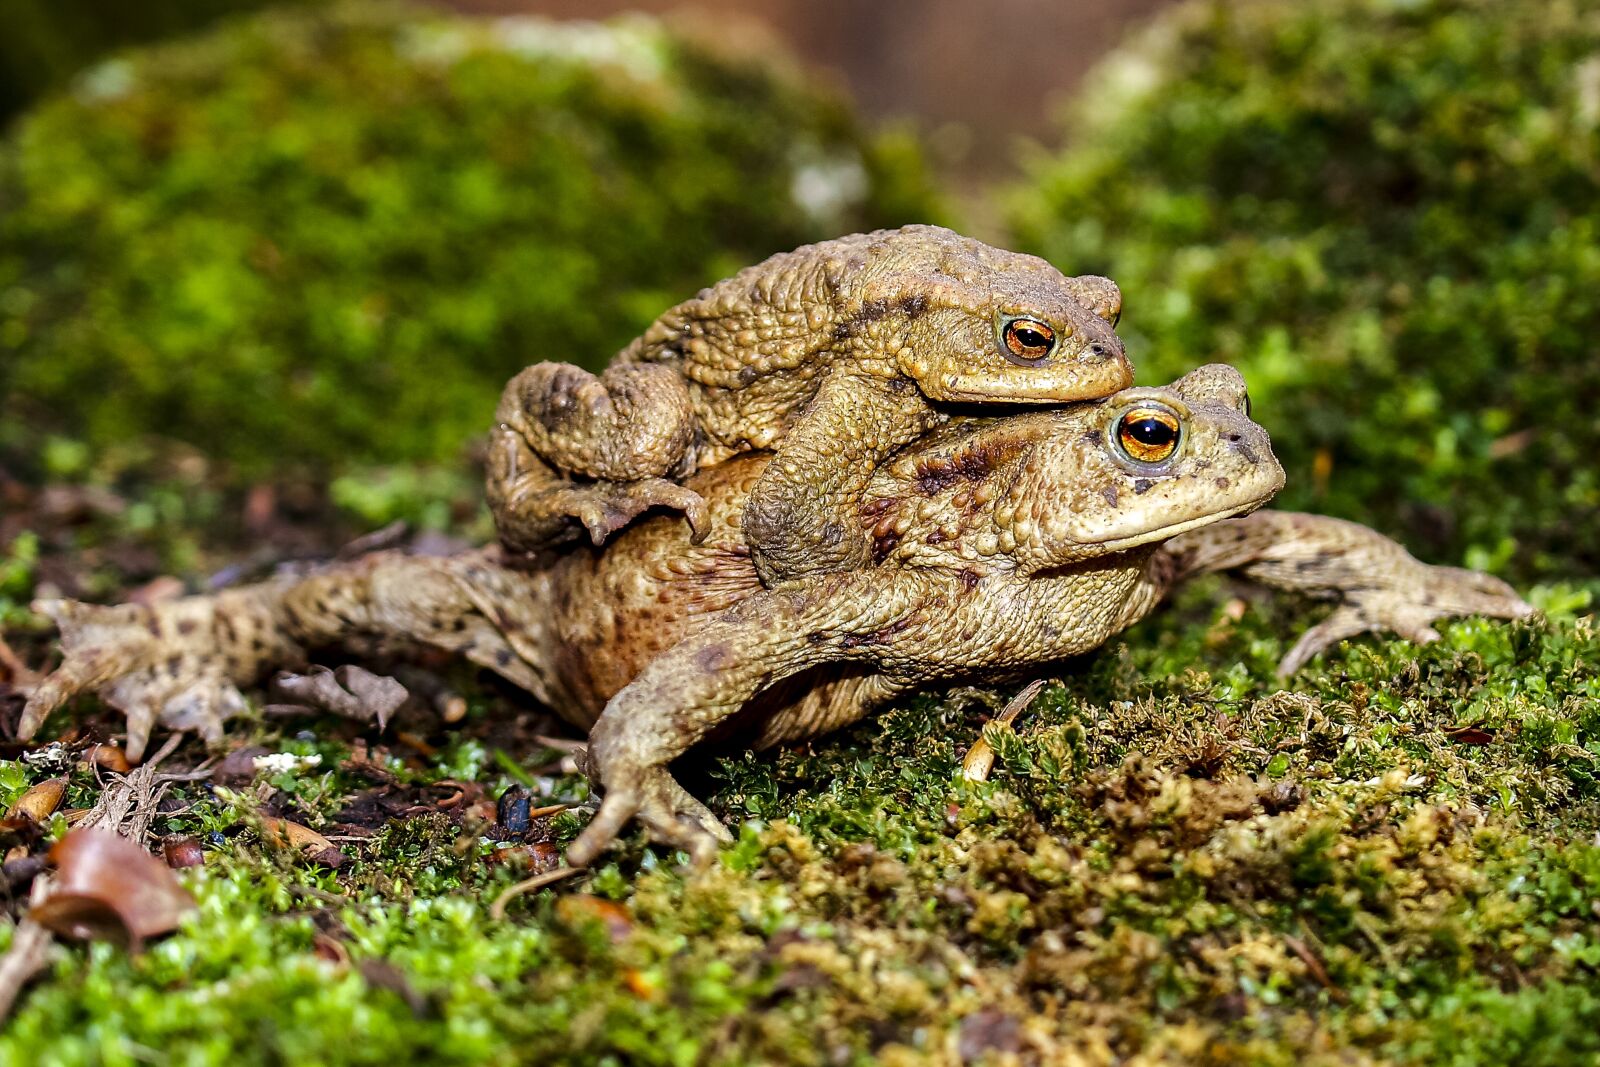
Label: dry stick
xmin=488 ymin=866 xmax=586 ymax=922
xmin=82 ymin=735 xmax=212 ymax=843
xmin=960 ymin=678 xmax=1049 ymax=783
xmin=0 ymin=635 xmax=38 ymax=688
xmin=532 ymin=735 xmax=585 ymax=754
xmin=0 ymin=877 xmax=55 ymax=1023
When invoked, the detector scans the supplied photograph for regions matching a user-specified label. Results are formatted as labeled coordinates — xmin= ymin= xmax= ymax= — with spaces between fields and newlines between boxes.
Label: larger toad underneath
xmin=20 ymin=367 xmax=1531 ymax=863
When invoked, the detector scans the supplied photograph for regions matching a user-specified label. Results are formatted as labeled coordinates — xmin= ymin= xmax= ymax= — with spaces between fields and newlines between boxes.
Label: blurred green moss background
xmin=0 ymin=0 xmax=309 ymax=121
xmin=0 ymin=2 xmax=939 ymax=477
xmin=1012 ymin=0 xmax=1600 ymax=581
xmin=2 ymin=0 xmax=1597 ymax=585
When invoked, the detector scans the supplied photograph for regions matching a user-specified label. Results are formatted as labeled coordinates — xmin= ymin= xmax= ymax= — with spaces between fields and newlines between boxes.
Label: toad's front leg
xmin=568 ymin=569 xmax=948 ymax=866
xmin=743 ymin=370 xmax=942 ymax=585
xmin=1153 ymin=511 xmax=1535 ymax=674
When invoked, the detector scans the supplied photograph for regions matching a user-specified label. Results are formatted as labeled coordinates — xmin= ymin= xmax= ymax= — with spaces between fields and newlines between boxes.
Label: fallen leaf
xmin=1445 ymin=724 xmax=1497 ymax=745
xmin=8 ymin=779 xmax=66 ymax=823
xmin=81 ymin=745 xmax=132 ymax=774
xmin=271 ymin=665 xmax=408 ymax=730
xmin=259 ymin=817 xmax=333 ymax=852
xmin=31 ymin=828 xmax=196 ymax=951
xmin=162 ymin=835 xmax=205 ymax=869
xmin=555 ymin=894 xmax=633 ymax=942
xmin=622 ymin=967 xmax=660 ymax=1001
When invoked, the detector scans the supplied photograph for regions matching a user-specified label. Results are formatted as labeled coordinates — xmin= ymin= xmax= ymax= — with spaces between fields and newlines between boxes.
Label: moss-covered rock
xmin=1010 ymin=0 xmax=1600 ymax=581
xmin=0 ymin=2 xmax=939 ymax=477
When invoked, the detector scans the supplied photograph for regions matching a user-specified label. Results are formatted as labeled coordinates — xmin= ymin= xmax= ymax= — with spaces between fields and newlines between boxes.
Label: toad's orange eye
xmin=1001 ymin=318 xmax=1056 ymax=365
xmin=1115 ymin=407 xmax=1182 ymax=464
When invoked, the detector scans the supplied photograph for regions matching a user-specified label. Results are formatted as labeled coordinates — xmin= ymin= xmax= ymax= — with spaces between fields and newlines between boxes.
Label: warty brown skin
xmin=19 ymin=366 xmax=1533 ymax=864
xmin=486 ymin=224 xmax=1133 ymax=584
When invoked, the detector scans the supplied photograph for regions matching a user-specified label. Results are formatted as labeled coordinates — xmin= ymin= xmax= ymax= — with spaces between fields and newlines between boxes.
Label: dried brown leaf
xmin=259 ymin=817 xmax=333 ymax=853
xmin=8 ymin=778 xmax=66 ymax=824
xmin=32 ymin=828 xmax=196 ymax=951
xmin=1445 ymin=724 xmax=1497 ymax=746
xmin=555 ymin=894 xmax=633 ymax=942
xmin=81 ymin=744 xmax=132 ymax=774
xmin=272 ymin=666 xmax=407 ymax=730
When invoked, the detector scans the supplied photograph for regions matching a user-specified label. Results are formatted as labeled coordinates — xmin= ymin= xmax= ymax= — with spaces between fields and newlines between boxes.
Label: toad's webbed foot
xmin=488 ymin=362 xmax=703 ymax=552
xmin=568 ymin=752 xmax=731 ymax=869
xmin=1275 ymin=561 xmax=1533 ymax=675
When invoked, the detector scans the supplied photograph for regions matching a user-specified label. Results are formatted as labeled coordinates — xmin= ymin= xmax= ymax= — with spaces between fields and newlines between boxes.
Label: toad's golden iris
xmin=1002 ymin=318 xmax=1056 ymax=364
xmin=1116 ymin=407 xmax=1182 ymax=464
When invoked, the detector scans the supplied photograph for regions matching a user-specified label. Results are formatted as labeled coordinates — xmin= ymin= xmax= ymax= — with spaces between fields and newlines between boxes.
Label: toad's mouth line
xmin=1089 ymin=498 xmax=1272 ymax=554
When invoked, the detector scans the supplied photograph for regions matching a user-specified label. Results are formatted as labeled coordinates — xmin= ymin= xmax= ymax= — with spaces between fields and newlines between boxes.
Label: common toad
xmin=20 ymin=366 xmax=1531 ymax=863
xmin=486 ymin=224 xmax=1132 ymax=584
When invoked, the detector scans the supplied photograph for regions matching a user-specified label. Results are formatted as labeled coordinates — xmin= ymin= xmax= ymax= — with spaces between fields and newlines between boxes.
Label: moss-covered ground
xmin=2 ymin=495 xmax=1596 ymax=1064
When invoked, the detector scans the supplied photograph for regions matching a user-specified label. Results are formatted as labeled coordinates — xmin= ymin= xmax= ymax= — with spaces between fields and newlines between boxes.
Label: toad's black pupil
xmin=1014 ymin=327 xmax=1048 ymax=348
xmin=1125 ymin=417 xmax=1174 ymax=445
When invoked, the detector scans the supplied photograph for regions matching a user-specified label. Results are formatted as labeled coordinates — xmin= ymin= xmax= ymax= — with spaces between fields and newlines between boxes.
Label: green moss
xmin=1010 ymin=0 xmax=1600 ymax=581
xmin=3 ymin=584 xmax=1597 ymax=1064
xmin=0 ymin=2 xmax=940 ymax=478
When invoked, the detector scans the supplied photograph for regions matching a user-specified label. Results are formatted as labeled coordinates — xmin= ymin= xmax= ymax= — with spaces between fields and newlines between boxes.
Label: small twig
xmin=1284 ymin=933 xmax=1347 ymax=1003
xmin=0 ymin=636 xmax=39 ymax=689
xmin=527 ymin=804 xmax=568 ymax=819
xmin=81 ymin=734 xmax=192 ymax=842
xmin=0 ymin=877 xmax=56 ymax=1024
xmin=961 ymin=679 xmax=1048 ymax=783
xmin=532 ymin=735 xmax=585 ymax=755
xmin=488 ymin=866 xmax=585 ymax=921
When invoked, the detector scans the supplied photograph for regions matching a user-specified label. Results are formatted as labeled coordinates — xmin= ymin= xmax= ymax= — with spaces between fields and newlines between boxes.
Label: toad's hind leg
xmin=487 ymin=362 xmax=708 ymax=552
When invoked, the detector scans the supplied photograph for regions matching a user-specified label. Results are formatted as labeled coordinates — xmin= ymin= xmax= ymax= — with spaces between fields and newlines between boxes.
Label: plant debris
xmin=29 ymin=829 xmax=196 ymax=950
xmin=267 ymin=665 xmax=408 ymax=730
